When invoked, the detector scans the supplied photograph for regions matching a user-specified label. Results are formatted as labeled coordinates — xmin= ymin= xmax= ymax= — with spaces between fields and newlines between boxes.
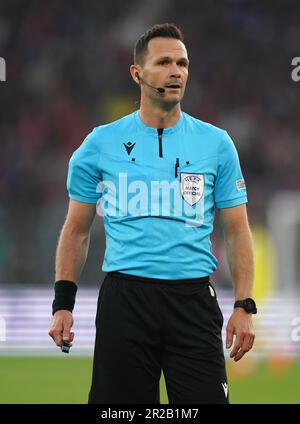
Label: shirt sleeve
xmin=66 ymin=128 xmax=102 ymax=204
xmin=214 ymin=131 xmax=248 ymax=209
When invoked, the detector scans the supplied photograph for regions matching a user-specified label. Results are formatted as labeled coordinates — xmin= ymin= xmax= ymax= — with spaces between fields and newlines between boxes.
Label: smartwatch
xmin=234 ymin=298 xmax=257 ymax=314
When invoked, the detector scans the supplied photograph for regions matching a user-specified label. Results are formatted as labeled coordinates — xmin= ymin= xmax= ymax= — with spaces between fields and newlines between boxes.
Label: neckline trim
xmin=134 ymin=110 xmax=184 ymax=134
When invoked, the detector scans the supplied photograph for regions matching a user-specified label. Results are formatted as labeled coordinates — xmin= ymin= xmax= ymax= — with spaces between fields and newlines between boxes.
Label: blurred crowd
xmin=0 ymin=0 xmax=299 ymax=284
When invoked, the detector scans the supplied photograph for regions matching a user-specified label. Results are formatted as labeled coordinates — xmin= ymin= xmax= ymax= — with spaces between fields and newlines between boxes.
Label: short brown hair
xmin=134 ymin=23 xmax=184 ymax=66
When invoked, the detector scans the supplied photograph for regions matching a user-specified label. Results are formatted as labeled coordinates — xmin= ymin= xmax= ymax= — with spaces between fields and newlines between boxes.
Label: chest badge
xmin=180 ymin=173 xmax=204 ymax=206
xmin=123 ymin=141 xmax=136 ymax=155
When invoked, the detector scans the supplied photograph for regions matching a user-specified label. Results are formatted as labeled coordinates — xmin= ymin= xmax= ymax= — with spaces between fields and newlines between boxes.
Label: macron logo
xmin=222 ymin=382 xmax=228 ymax=398
xmin=123 ymin=141 xmax=136 ymax=155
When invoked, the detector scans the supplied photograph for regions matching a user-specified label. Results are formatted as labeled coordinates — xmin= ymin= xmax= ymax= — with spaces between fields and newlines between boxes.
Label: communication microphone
xmin=135 ymin=73 xmax=165 ymax=94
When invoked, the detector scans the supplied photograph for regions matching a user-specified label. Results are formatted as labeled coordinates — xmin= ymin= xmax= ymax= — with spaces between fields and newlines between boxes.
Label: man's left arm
xmin=219 ymin=203 xmax=255 ymax=362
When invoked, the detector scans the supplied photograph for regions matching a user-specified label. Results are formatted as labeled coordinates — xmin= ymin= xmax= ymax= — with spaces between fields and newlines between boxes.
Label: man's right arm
xmin=48 ymin=199 xmax=96 ymax=348
xmin=55 ymin=199 xmax=96 ymax=282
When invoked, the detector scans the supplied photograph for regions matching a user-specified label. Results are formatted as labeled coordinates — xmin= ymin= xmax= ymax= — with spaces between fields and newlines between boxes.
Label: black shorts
xmin=88 ymin=271 xmax=229 ymax=404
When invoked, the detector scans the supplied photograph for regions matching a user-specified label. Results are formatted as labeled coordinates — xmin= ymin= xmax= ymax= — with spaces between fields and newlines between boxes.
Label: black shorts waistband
xmin=107 ymin=271 xmax=210 ymax=286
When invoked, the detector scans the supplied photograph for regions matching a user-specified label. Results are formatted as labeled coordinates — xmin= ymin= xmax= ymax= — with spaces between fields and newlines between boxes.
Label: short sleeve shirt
xmin=67 ymin=110 xmax=247 ymax=279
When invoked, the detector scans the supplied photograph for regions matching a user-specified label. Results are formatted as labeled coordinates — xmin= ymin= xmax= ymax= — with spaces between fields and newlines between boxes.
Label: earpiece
xmin=134 ymin=72 xmax=165 ymax=94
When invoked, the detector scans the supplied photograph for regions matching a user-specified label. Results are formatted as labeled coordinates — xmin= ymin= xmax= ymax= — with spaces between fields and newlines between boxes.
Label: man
xmin=49 ymin=23 xmax=256 ymax=404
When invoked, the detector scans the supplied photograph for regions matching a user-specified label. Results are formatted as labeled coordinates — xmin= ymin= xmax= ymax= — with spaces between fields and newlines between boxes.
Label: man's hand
xmin=226 ymin=309 xmax=255 ymax=361
xmin=48 ymin=310 xmax=74 ymax=348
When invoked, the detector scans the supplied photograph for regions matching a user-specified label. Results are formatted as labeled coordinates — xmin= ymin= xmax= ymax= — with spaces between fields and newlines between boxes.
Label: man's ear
xmin=130 ymin=64 xmax=141 ymax=84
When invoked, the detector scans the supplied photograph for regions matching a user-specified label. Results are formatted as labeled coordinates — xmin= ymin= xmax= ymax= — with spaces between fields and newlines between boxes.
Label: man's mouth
xmin=165 ymin=83 xmax=181 ymax=89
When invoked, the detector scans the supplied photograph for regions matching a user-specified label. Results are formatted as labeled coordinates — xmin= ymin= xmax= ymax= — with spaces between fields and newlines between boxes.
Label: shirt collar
xmin=134 ymin=110 xmax=184 ymax=134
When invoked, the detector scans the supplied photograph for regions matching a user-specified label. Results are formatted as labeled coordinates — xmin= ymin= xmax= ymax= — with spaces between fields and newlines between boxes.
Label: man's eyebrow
xmin=155 ymin=56 xmax=189 ymax=63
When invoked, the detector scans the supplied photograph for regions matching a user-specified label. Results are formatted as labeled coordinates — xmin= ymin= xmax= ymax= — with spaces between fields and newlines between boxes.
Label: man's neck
xmin=139 ymin=102 xmax=182 ymax=129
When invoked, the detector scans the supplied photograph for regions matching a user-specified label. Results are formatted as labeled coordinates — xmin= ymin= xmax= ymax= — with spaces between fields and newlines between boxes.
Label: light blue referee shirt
xmin=67 ymin=110 xmax=247 ymax=279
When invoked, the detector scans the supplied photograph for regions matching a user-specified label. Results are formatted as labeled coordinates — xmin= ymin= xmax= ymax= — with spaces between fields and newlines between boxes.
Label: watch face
xmin=245 ymin=298 xmax=256 ymax=313
xmin=234 ymin=298 xmax=257 ymax=314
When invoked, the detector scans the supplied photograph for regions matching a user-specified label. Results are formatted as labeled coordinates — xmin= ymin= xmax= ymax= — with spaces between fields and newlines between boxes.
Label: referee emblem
xmin=180 ymin=173 xmax=204 ymax=206
xmin=123 ymin=141 xmax=136 ymax=155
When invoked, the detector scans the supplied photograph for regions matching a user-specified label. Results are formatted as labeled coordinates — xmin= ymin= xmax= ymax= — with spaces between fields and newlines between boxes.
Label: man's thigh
xmin=88 ymin=274 xmax=163 ymax=404
xmin=161 ymin=281 xmax=229 ymax=404
xmin=162 ymin=349 xmax=228 ymax=404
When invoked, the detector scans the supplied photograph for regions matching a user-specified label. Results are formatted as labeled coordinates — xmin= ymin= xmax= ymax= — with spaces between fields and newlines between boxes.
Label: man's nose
xmin=169 ymin=63 xmax=181 ymax=78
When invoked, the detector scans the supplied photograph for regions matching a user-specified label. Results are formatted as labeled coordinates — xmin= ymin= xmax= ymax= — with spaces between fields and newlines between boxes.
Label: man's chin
xmin=161 ymin=94 xmax=182 ymax=107
xmin=149 ymin=92 xmax=183 ymax=109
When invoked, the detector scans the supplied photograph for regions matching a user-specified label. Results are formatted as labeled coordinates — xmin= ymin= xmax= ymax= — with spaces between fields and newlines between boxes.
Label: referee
xmin=49 ymin=23 xmax=256 ymax=404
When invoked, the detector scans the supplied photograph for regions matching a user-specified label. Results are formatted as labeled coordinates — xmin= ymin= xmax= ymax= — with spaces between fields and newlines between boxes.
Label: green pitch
xmin=0 ymin=356 xmax=299 ymax=404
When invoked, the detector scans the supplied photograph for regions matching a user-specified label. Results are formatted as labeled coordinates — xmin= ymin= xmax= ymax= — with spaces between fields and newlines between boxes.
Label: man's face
xmin=139 ymin=37 xmax=189 ymax=105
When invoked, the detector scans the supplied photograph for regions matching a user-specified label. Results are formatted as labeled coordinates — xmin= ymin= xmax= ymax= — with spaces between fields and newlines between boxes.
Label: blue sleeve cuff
xmin=215 ymin=196 xmax=248 ymax=209
xmin=69 ymin=193 xmax=99 ymax=204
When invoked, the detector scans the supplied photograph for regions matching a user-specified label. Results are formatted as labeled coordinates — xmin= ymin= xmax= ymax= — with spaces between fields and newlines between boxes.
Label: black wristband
xmin=52 ymin=280 xmax=78 ymax=315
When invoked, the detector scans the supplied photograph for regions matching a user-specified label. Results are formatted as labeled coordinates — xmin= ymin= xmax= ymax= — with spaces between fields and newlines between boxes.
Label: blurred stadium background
xmin=1 ymin=0 xmax=300 ymax=404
